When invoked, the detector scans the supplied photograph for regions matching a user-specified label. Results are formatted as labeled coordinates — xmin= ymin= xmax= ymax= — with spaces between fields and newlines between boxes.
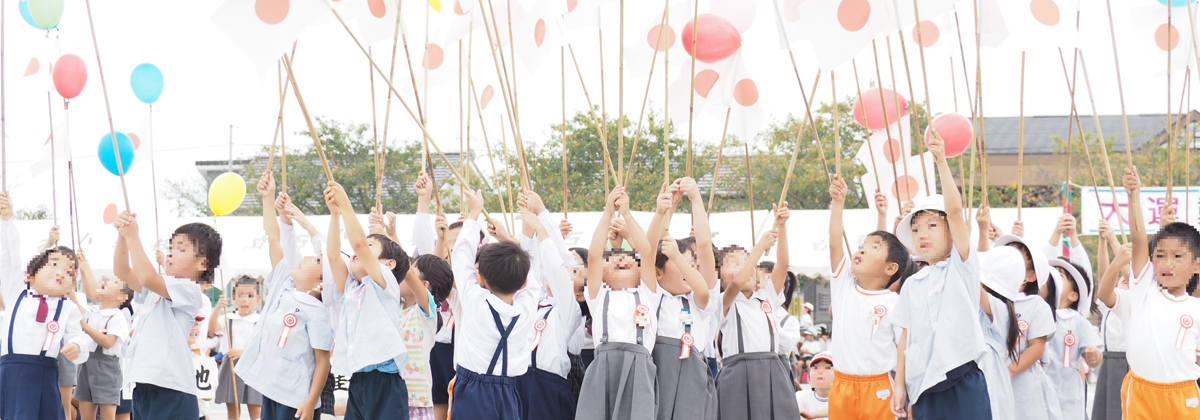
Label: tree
xmin=15 ymin=205 xmax=49 ymax=220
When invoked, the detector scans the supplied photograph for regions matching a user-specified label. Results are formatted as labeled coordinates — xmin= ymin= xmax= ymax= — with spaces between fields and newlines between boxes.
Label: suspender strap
xmin=634 ymin=292 xmax=644 ymax=346
xmin=6 ymin=290 xmax=26 ymax=356
xmin=43 ymin=299 xmax=65 ymax=357
xmin=485 ymin=301 xmax=520 ymax=376
xmin=600 ymin=290 xmax=646 ymax=345
xmin=530 ymin=308 xmax=553 ymax=370
xmin=656 ymin=294 xmax=666 ymax=320
xmin=735 ymin=308 xmax=745 ymax=354
xmin=601 ymin=292 xmax=610 ymax=344
xmin=682 ymin=298 xmax=691 ymax=335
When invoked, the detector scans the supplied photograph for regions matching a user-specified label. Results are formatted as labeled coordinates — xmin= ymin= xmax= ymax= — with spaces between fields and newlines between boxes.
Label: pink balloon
xmin=851 ymin=87 xmax=908 ymax=130
xmin=682 ymin=14 xmax=742 ymax=63
xmin=925 ymin=113 xmax=973 ymax=158
xmin=52 ymin=54 xmax=87 ymax=99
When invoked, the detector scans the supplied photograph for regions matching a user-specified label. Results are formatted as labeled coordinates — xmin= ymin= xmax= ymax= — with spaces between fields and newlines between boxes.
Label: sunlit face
xmin=398 ymin=264 xmax=431 ymax=303
xmin=188 ymin=321 xmax=204 ymax=348
xmin=291 ymin=255 xmax=323 ymax=292
xmin=27 ymin=251 xmax=75 ymax=297
xmin=1153 ymin=238 xmax=1200 ymax=293
xmin=1056 ymin=268 xmax=1080 ymax=309
xmin=350 ymin=237 xmax=394 ymax=280
xmin=233 ymin=284 xmax=260 ymax=314
xmin=851 ymin=236 xmax=892 ymax=280
xmin=603 ymin=253 xmax=639 ymax=289
xmin=720 ymin=250 xmax=748 ymax=289
xmin=165 ymin=234 xmax=207 ymax=282
xmin=97 ymin=277 xmax=128 ymax=305
xmin=810 ymin=360 xmax=834 ymax=390
xmin=569 ymin=253 xmax=587 ymax=302
xmin=910 ymin=211 xmax=952 ymax=262
xmin=658 ymin=250 xmax=697 ymax=296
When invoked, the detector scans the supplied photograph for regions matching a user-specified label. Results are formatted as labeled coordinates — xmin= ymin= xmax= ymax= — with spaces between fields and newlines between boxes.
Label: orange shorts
xmin=829 ymin=371 xmax=894 ymax=420
xmin=1121 ymin=372 xmax=1200 ymax=420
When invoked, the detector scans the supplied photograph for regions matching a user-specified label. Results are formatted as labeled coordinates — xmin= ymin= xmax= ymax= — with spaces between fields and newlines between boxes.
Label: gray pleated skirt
xmin=716 ymin=352 xmax=800 ymax=420
xmin=574 ymin=342 xmax=658 ymax=420
xmin=57 ymin=352 xmax=77 ymax=386
xmin=76 ymin=350 xmax=122 ymax=405
xmin=1091 ymin=352 xmax=1127 ymax=420
xmin=215 ymin=357 xmax=263 ymax=405
xmin=652 ymin=336 xmax=718 ymax=420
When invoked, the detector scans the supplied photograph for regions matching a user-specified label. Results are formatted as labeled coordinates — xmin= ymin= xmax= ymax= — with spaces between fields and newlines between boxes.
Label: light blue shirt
xmin=978 ymin=295 xmax=1016 ymax=420
xmin=325 ymin=256 xmax=408 ymax=376
xmin=236 ymin=259 xmax=335 ymax=409
xmin=893 ymin=248 xmax=985 ymax=404
xmin=125 ymin=276 xmax=205 ymax=395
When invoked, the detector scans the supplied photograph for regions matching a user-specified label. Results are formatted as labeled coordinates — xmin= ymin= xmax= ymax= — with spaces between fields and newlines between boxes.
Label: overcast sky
xmin=0 ymin=0 xmax=1191 ymax=226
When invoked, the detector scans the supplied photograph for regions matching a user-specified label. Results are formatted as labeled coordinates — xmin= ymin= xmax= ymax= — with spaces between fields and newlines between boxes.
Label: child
xmin=0 ymin=192 xmax=89 ymax=420
xmin=397 ymin=253 xmax=452 ymax=420
xmin=717 ymin=216 xmax=799 ymax=420
xmin=1092 ymin=218 xmax=1127 ymax=420
xmin=1044 ymin=258 xmax=1102 ymax=420
xmin=975 ymin=244 xmax=1025 ymax=420
xmin=576 ymin=186 xmax=661 ymax=420
xmin=890 ymin=135 xmax=990 ymax=419
xmin=322 ymin=181 xmax=411 ymax=419
xmin=827 ymin=174 xmax=913 ymax=419
xmin=210 ymin=275 xmax=264 ymax=419
xmin=446 ymin=188 xmax=538 ymax=420
xmin=112 ymin=207 xmax=219 ymax=419
xmin=76 ymin=250 xmax=134 ymax=420
xmin=1096 ymin=166 xmax=1200 ymax=419
xmin=795 ymin=351 xmax=832 ymax=420
xmin=234 ymin=172 xmax=333 ymax=420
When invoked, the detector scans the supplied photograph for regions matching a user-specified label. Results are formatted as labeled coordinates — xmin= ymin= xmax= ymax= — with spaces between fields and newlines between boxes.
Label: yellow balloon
xmin=208 ymin=172 xmax=247 ymax=216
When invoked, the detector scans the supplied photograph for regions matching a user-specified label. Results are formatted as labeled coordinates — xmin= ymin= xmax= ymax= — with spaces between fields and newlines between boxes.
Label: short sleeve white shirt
xmin=794 ymin=389 xmax=829 ymax=420
xmin=829 ymin=256 xmax=900 ymax=375
xmin=656 ymin=289 xmax=716 ymax=353
xmin=85 ymin=307 xmax=132 ymax=356
xmin=1108 ymin=263 xmax=1200 ymax=383
xmin=587 ymin=286 xmax=660 ymax=352
xmin=720 ymin=292 xmax=781 ymax=356
xmin=126 ymin=276 xmax=205 ymax=395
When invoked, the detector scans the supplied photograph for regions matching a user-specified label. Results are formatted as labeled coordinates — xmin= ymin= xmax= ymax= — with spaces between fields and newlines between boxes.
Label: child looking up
xmin=76 ymin=250 xmax=133 ymax=420
xmin=890 ymin=134 xmax=990 ymax=420
xmin=1043 ymin=259 xmax=1102 ymax=420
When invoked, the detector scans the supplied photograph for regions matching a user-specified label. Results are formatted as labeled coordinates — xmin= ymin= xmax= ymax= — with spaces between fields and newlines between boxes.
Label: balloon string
xmin=884 ymin=36 xmax=912 ymax=201
xmin=622 ymin=4 xmax=670 ymax=188
xmin=706 ymin=108 xmax=733 ymax=216
xmin=851 ymin=60 xmax=883 ymax=188
xmin=47 ymin=92 xmax=57 ymax=228
xmin=83 ymin=0 xmax=130 ymax=210
xmin=1078 ymin=53 xmax=1128 ymax=242
xmin=871 ymin=39 xmax=902 ymax=203
xmin=685 ymin=0 xmax=699 ymax=178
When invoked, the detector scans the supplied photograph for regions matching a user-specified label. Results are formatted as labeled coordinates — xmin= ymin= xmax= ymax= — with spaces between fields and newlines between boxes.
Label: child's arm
xmin=452 ymin=189 xmax=486 ymax=291
xmin=724 ymin=230 xmax=779 ymax=315
xmin=771 ymin=202 xmax=790 ymax=294
xmin=43 ymin=225 xmax=59 ymax=250
xmin=587 ymin=188 xmax=623 ymax=300
xmin=1096 ymin=219 xmax=1117 ymax=280
xmin=1097 ymin=243 xmax=1132 ymax=309
xmin=617 ymin=193 xmax=657 ymax=293
xmin=0 ymin=191 xmax=20 ymax=303
xmin=80 ymin=319 xmax=119 ymax=349
xmin=517 ymin=205 xmax=549 ymax=294
xmin=976 ymin=204 xmax=991 ymax=252
xmin=829 ymin=175 xmax=848 ymax=270
xmin=298 ymin=349 xmax=331 ymax=420
xmin=326 ymin=198 xmax=348 ymax=295
xmin=645 ymin=182 xmax=673 ymax=257
xmin=662 ymin=237 xmax=710 ymax=309
xmin=77 ymin=250 xmax=100 ymax=303
xmin=875 ymin=189 xmax=888 ymax=232
xmin=113 ymin=212 xmax=171 ymax=298
xmin=284 ymin=203 xmax=321 ymax=253
xmin=402 ymin=266 xmax=433 ymax=317
xmin=208 ymin=294 xmax=227 ymax=335
xmin=928 ymin=133 xmax=971 ymax=260
xmin=258 ymin=173 xmax=285 ymax=268
xmin=892 ymin=329 xmax=908 ymax=418
xmin=1009 ymin=337 xmax=1046 ymax=376
xmin=327 ymin=182 xmax=388 ymax=290
xmin=112 ymin=233 xmax=135 ymax=292
xmin=410 ymin=172 xmax=436 ymax=255
xmin=1125 ymin=167 xmax=1149 ymax=276
xmin=681 ymin=178 xmax=720 ymax=289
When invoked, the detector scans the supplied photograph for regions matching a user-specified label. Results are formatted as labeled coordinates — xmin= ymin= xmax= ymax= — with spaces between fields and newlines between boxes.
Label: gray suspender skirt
xmin=652 ymin=296 xmax=718 ymax=420
xmin=574 ymin=292 xmax=659 ymax=420
xmin=716 ymin=303 xmax=801 ymax=420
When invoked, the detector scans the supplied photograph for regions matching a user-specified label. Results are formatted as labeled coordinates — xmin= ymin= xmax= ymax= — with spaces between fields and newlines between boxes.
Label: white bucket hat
xmin=993 ymin=234 xmax=1051 ymax=290
xmin=896 ymin=195 xmax=947 ymax=252
xmin=1048 ymin=258 xmax=1092 ymax=315
xmin=978 ymin=247 xmax=1039 ymax=302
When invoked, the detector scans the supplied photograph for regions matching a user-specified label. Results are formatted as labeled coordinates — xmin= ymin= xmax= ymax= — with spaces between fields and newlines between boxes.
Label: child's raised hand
xmin=988 ymin=223 xmax=1002 ymax=241
xmin=605 ymin=187 xmax=626 ymax=212
xmin=609 ymin=216 xmax=628 ymax=237
xmin=1113 ymin=242 xmax=1134 ymax=265
xmin=464 ymin=189 xmax=485 ymax=216
xmin=678 ymin=177 xmax=700 ymax=197
xmin=522 ymin=187 xmax=547 ymax=214
xmin=326 ymin=181 xmax=350 ymax=207
xmin=385 ymin=211 xmax=398 ymax=236
xmin=758 ymin=229 xmax=779 ymax=250
xmin=0 ymin=191 xmax=12 ymax=221
xmin=518 ymin=208 xmax=541 ymax=232
xmin=46 ymin=225 xmax=60 ymax=247
xmin=1122 ymin=166 xmax=1141 ymax=192
xmin=874 ymin=189 xmax=888 ymax=215
xmin=60 ymin=343 xmax=80 ymax=361
xmin=1011 ymin=220 xmax=1025 ymax=238
xmin=114 ymin=211 xmax=139 ymax=238
xmin=828 ymin=175 xmax=848 ymax=203
xmin=323 ymin=186 xmax=339 ymax=214
xmin=488 ymin=218 xmax=513 ymax=242
xmin=215 ymin=294 xmax=228 ymax=311
xmin=155 ymin=248 xmax=166 ymax=267
xmin=656 ymin=187 xmax=674 ymax=215
xmin=1161 ymin=203 xmax=1178 ymax=226
xmin=256 ymin=172 xmax=275 ymax=197
xmin=559 ymin=219 xmax=573 ymax=237
xmin=975 ymin=204 xmax=991 ymax=229
xmin=926 ymin=130 xmax=946 ymax=162
xmin=368 ymin=206 xmax=386 ymax=233
xmin=435 ymin=213 xmax=448 ymax=232
xmin=414 ymin=171 xmax=433 ymax=199
xmin=774 ymin=202 xmax=790 ymax=225
xmin=661 ymin=236 xmax=681 ymax=258
xmin=900 ymin=200 xmax=914 ymax=216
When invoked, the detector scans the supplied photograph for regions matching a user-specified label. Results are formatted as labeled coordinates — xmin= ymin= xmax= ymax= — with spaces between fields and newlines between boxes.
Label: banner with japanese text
xmin=1081 ymin=187 xmax=1200 ymax=235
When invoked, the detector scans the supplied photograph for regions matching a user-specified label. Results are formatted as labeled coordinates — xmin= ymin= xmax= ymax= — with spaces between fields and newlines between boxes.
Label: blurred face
xmin=851 ymin=236 xmax=893 ymax=282
xmin=910 ymin=212 xmax=952 ymax=262
xmin=27 ymin=251 xmax=76 ymax=297
xmin=810 ymin=361 xmax=833 ymax=390
xmin=166 ymin=234 xmax=207 ymax=282
xmin=446 ymin=227 xmax=462 ymax=250
xmin=658 ymin=250 xmax=696 ymax=296
xmin=570 ymin=253 xmax=587 ymax=302
xmin=720 ymin=250 xmax=748 ymax=288
xmin=351 ymin=237 xmax=394 ymax=280
xmin=399 ymin=265 xmax=431 ymax=303
xmin=1005 ymin=244 xmax=1038 ymax=285
xmin=1153 ymin=238 xmax=1200 ymax=293
xmin=291 ymin=255 xmax=323 ymax=292
xmin=97 ymin=277 xmax=129 ymax=305
xmin=603 ymin=252 xmax=639 ymax=289
xmin=1056 ymin=268 xmax=1080 ymax=309
xmin=233 ymin=284 xmax=260 ymax=314
xmin=189 ymin=322 xmax=204 ymax=348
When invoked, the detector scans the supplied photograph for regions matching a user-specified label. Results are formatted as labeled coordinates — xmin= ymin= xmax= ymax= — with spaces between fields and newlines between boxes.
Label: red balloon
xmin=851 ymin=87 xmax=909 ymax=130
xmin=924 ymin=113 xmax=973 ymax=158
xmin=52 ymin=54 xmax=87 ymax=99
xmin=682 ymin=14 xmax=742 ymax=63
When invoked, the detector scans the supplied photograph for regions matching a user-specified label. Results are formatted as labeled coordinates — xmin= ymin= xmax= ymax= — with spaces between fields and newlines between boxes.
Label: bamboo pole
xmin=223 ymin=305 xmax=240 ymax=414
xmin=871 ymin=40 xmax=903 ymax=201
xmin=705 ymin=109 xmax=734 ymax=215
xmin=851 ymin=61 xmax=883 ymax=187
xmin=1017 ymin=52 xmax=1025 ymax=220
xmin=47 ymin=93 xmax=56 ymax=225
xmin=685 ymin=0 xmax=700 ymax=178
xmin=282 ymin=56 xmax=334 ymax=181
xmin=884 ymin=36 xmax=912 ymax=200
xmin=1057 ymin=49 xmax=1104 ymax=224
xmin=479 ymin=0 xmax=527 ymax=185
xmin=562 ymin=47 xmax=569 ymax=218
xmin=1104 ymin=0 xmax=1136 ymax=168
xmin=833 ymin=72 xmax=840 ymax=176
xmin=380 ymin=0 xmax=409 ymax=200
xmin=973 ymin=0 xmax=989 ymax=207
xmin=912 ymin=0 xmax=937 ymax=190
xmin=470 ymin=79 xmax=509 ymax=221
xmin=1168 ymin=4 xmax=1175 ymax=203
xmin=83 ymin=0 xmax=131 ymax=209
xmin=1078 ymin=53 xmax=1128 ymax=240
xmin=566 ymin=45 xmax=621 ymax=179
xmin=618 ymin=0 xmax=625 ymax=182
xmin=500 ymin=115 xmax=516 ymax=229
xmin=267 ymin=45 xmax=297 ymax=176
xmin=894 ymin=25 xmax=930 ymax=193
xmin=370 ymin=48 xmax=382 ymax=209
xmin=745 ymin=143 xmax=755 ymax=247
xmin=622 ymin=6 xmax=672 ymax=187
xmin=1 ymin=0 xmax=4 ymax=190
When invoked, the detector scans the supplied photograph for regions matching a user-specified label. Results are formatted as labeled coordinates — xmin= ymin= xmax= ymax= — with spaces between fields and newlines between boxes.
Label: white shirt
xmin=323 ymin=255 xmax=408 ymax=376
xmin=794 ymin=389 xmax=829 ymax=420
xmin=1098 ymin=303 xmax=1125 ymax=352
xmin=215 ymin=312 xmax=260 ymax=354
xmin=588 ymin=286 xmax=660 ymax=352
xmin=1108 ymin=262 xmax=1200 ymax=383
xmin=526 ymin=220 xmax=581 ymax=379
xmin=126 ymin=276 xmax=206 ymax=395
xmin=720 ymin=291 xmax=782 ymax=356
xmin=829 ymin=256 xmax=901 ymax=375
xmin=452 ymin=219 xmax=540 ymax=376
xmin=84 ymin=306 xmax=132 ymax=356
xmin=656 ymin=286 xmax=718 ymax=353
xmin=1043 ymin=309 xmax=1101 ymax=372
xmin=411 ymin=212 xmax=436 ymax=257
xmin=777 ymin=310 xmax=802 ymax=356
xmin=1013 ymin=298 xmax=1056 ymax=362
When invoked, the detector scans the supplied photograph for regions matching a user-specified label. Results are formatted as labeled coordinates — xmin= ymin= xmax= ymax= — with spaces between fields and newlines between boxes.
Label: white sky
xmin=0 ymin=0 xmax=1191 ymax=226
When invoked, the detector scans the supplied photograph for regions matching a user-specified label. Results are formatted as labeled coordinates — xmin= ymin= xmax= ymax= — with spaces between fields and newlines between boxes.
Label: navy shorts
xmin=429 ymin=341 xmax=455 ymax=405
xmin=116 ymin=398 xmax=133 ymax=415
xmin=450 ymin=367 xmax=521 ymax=420
xmin=132 ymin=383 xmax=199 ymax=420
xmin=345 ymin=370 xmax=408 ymax=420
xmin=912 ymin=362 xmax=993 ymax=420
xmin=261 ymin=396 xmax=318 ymax=420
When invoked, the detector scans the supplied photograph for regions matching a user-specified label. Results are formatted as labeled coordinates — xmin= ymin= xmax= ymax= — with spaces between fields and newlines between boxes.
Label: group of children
xmin=1 ymin=130 xmax=1199 ymax=420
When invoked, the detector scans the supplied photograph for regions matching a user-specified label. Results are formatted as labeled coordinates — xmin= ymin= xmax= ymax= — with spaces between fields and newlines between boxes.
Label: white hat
xmin=896 ymin=195 xmax=947 ymax=251
xmin=978 ymin=247 xmax=1038 ymax=302
xmin=993 ymin=235 xmax=1051 ymax=290
xmin=1048 ymin=258 xmax=1092 ymax=315
xmin=803 ymin=302 xmax=814 ymax=311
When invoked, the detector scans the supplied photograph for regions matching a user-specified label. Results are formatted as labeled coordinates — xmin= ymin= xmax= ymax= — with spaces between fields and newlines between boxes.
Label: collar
xmin=96 ymin=307 xmax=123 ymax=317
xmin=1160 ymin=289 xmax=1191 ymax=303
xmin=292 ymin=290 xmax=323 ymax=307
xmin=1056 ymin=308 xmax=1079 ymax=320
xmin=813 ymin=391 xmax=829 ymax=403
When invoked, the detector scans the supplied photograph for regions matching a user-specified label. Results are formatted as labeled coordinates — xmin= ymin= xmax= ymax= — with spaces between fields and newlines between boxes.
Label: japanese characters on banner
xmin=1080 ymin=187 xmax=1200 ymax=235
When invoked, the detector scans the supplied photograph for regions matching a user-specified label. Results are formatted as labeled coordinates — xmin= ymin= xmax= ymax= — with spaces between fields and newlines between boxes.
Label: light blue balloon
xmin=18 ymin=0 xmax=52 ymax=30
xmin=130 ymin=63 xmax=163 ymax=104
xmin=1159 ymin=0 xmax=1196 ymax=7
xmin=97 ymin=132 xmax=135 ymax=176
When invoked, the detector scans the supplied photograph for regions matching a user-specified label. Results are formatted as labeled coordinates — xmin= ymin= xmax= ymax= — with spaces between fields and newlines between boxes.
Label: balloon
xmin=97 ymin=132 xmax=136 ymax=176
xmin=682 ymin=14 xmax=742 ymax=63
xmin=851 ymin=87 xmax=909 ymax=130
xmin=52 ymin=54 xmax=87 ymax=99
xmin=1157 ymin=0 xmax=1195 ymax=7
xmin=27 ymin=0 xmax=64 ymax=30
xmin=130 ymin=63 xmax=164 ymax=104
xmin=18 ymin=0 xmax=53 ymax=30
xmin=924 ymin=113 xmax=973 ymax=158
xmin=208 ymin=172 xmax=247 ymax=216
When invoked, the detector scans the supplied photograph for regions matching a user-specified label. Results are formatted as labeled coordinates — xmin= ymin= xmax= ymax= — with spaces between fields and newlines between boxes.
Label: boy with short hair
xmin=448 ymin=188 xmax=538 ymax=420
xmin=796 ymin=351 xmax=832 ymax=420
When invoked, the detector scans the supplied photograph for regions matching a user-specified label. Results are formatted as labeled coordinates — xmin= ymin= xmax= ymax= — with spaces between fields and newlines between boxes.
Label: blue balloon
xmin=97 ymin=132 xmax=135 ymax=176
xmin=1159 ymin=0 xmax=1196 ymax=7
xmin=18 ymin=0 xmax=56 ymax=30
xmin=130 ymin=63 xmax=163 ymax=104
